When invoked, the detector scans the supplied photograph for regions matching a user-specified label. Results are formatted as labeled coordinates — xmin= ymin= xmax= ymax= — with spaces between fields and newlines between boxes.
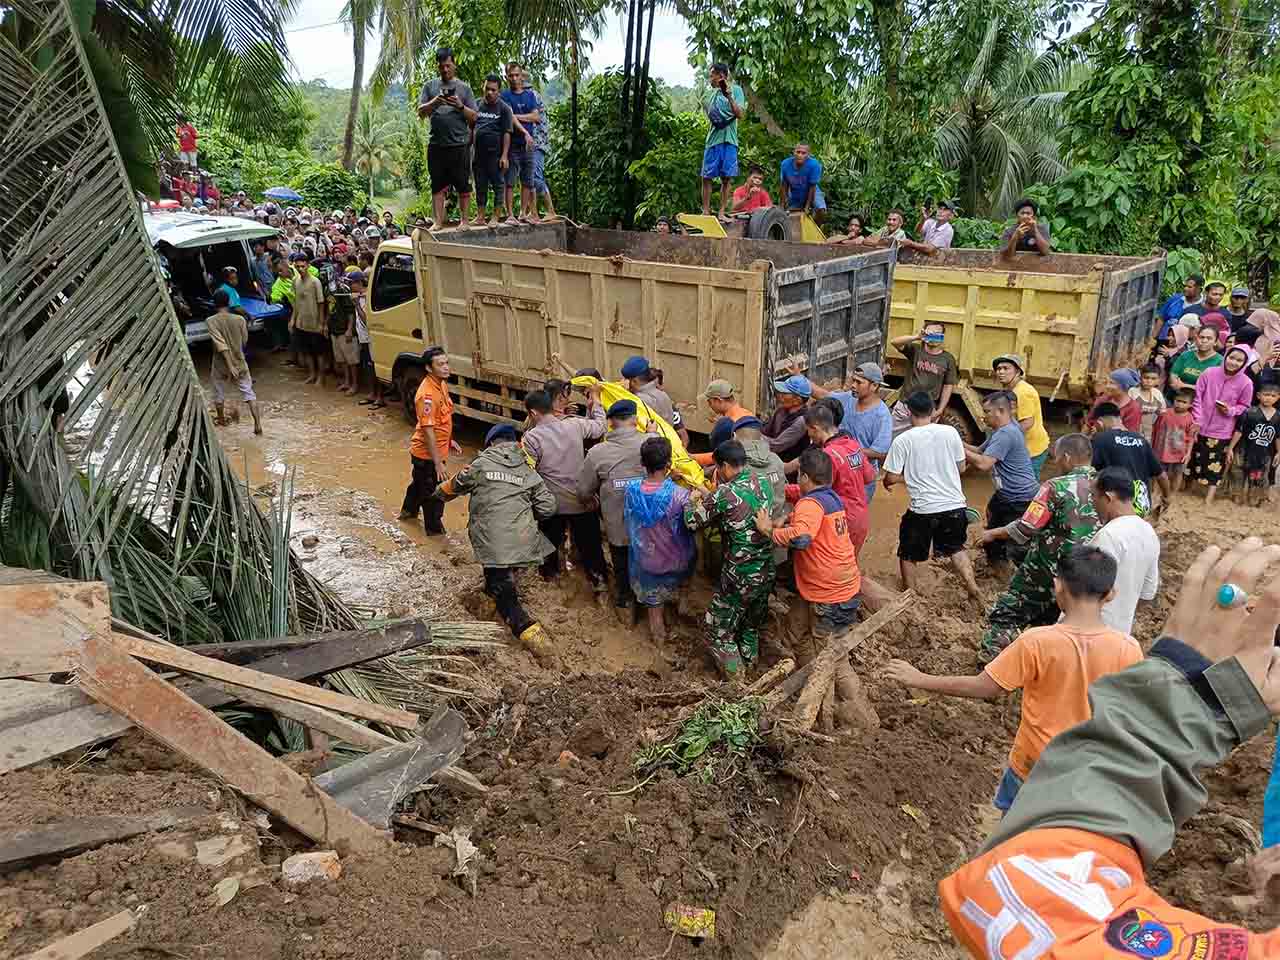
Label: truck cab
xmin=366 ymin=236 xmax=429 ymax=421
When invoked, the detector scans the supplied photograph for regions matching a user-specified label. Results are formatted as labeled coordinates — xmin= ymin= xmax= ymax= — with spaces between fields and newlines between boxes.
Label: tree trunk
xmin=571 ymin=43 xmax=580 ymax=222
xmin=621 ymin=0 xmax=656 ymax=229
xmin=740 ymin=80 xmax=785 ymax=137
xmin=341 ymin=30 xmax=365 ymax=171
xmin=617 ymin=0 xmax=638 ymax=224
xmin=871 ymin=0 xmax=903 ymax=109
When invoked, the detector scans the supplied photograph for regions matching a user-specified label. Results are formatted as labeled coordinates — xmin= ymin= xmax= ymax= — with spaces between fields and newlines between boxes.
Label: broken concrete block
xmin=282 ymin=851 xmax=342 ymax=886
xmin=195 ymin=834 xmax=255 ymax=867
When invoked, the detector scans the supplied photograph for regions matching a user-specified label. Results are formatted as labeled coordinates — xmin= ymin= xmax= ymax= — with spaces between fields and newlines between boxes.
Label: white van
xmin=143 ymin=211 xmax=286 ymax=345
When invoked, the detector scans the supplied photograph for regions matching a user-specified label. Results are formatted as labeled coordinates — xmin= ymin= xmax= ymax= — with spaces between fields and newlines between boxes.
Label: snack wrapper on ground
xmin=570 ymin=376 xmax=707 ymax=490
xmin=663 ymin=902 xmax=716 ymax=939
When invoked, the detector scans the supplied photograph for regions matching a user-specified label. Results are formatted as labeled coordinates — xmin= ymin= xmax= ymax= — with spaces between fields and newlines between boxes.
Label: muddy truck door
xmin=1091 ymin=257 xmax=1166 ymax=373
xmin=766 ymin=245 xmax=896 ymax=391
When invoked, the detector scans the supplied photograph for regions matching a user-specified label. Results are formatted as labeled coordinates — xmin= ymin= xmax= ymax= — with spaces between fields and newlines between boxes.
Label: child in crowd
xmin=1228 ymin=381 xmax=1280 ymax=507
xmin=1151 ymin=388 xmax=1195 ymax=494
xmin=1129 ymin=364 xmax=1166 ymax=441
xmin=885 ymin=544 xmax=1141 ymax=814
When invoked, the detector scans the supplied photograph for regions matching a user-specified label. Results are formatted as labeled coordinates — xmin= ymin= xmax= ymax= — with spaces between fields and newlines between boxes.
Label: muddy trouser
xmin=609 ymin=543 xmax=631 ymax=607
xmin=539 ymin=512 xmax=607 ymax=587
xmin=979 ymin=557 xmax=1059 ymax=663
xmin=270 ymin=303 xmax=292 ymax=349
xmin=483 ymin=567 xmax=535 ymax=638
xmin=983 ymin=492 xmax=1031 ymax=566
xmin=401 ymin=455 xmax=446 ymax=533
xmin=705 ymin=562 xmax=775 ymax=673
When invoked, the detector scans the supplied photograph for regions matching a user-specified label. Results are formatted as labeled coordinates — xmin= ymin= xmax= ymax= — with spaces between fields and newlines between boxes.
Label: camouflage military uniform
xmin=685 ymin=470 xmax=776 ymax=675
xmin=978 ymin=465 xmax=1099 ymax=664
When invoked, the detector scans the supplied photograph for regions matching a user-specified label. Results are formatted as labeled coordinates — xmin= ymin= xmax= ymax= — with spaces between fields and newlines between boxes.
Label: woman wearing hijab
xmin=1200 ymin=310 xmax=1231 ymax=348
xmin=1188 ymin=344 xmax=1255 ymax=502
xmin=1250 ymin=308 xmax=1280 ymax=386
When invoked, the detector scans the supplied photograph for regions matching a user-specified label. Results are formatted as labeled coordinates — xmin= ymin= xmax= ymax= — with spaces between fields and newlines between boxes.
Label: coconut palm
xmin=340 ymin=0 xmax=378 ymax=169
xmin=351 ymin=103 xmax=400 ymax=198
xmin=934 ymin=15 xmax=1080 ymax=217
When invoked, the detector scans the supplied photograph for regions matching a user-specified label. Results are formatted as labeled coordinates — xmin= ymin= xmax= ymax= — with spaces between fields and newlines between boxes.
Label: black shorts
xmin=429 ymin=144 xmax=472 ymax=196
xmin=472 ymin=150 xmax=503 ymax=205
xmin=294 ymin=329 xmax=328 ymax=355
xmin=898 ymin=507 xmax=969 ymax=563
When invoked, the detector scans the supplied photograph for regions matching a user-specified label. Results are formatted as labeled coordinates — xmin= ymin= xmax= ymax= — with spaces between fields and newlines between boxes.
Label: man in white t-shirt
xmin=883 ymin=390 xmax=982 ymax=599
xmin=904 ymin=200 xmax=956 ymax=255
xmin=1089 ymin=466 xmax=1159 ymax=634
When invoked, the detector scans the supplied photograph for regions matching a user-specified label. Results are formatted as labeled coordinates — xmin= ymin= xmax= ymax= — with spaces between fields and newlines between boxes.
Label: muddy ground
xmin=4 ymin=350 xmax=1280 ymax=959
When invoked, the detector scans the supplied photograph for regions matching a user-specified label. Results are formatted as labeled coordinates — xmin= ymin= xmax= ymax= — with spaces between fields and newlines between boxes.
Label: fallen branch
xmin=21 ymin=908 xmax=135 ymax=959
xmin=744 ymin=658 xmax=794 ymax=696
xmin=392 ymin=815 xmax=449 ymax=836
xmin=785 ymin=591 xmax=915 ymax=728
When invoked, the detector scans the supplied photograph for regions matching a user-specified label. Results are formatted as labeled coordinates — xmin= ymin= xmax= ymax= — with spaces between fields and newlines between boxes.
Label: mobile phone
xmin=444 ymin=86 xmax=456 ymax=97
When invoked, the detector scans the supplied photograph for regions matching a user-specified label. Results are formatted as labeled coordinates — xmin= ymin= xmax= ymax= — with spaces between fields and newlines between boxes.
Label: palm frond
xmin=961 ymin=18 xmax=1002 ymax=98
xmin=934 ymin=108 xmax=972 ymax=170
xmin=976 ymin=118 xmax=1029 ymax=216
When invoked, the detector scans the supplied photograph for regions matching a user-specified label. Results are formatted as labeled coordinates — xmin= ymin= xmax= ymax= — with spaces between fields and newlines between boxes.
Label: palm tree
xmin=933 ymin=16 xmax=1080 ymax=217
xmin=340 ymin=0 xmax=378 ymax=170
xmin=351 ymin=103 xmax=399 ymax=198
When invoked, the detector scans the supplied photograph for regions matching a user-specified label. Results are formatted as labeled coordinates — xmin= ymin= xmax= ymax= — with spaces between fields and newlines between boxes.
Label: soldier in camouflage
xmin=976 ymin=433 xmax=1100 ymax=664
xmin=685 ymin=440 xmax=776 ymax=676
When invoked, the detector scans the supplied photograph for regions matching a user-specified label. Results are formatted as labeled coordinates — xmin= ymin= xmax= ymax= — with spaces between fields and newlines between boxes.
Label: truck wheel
xmin=397 ymin=366 xmax=423 ymax=425
xmin=745 ymin=207 xmax=792 ymax=242
xmin=937 ymin=407 xmax=980 ymax=444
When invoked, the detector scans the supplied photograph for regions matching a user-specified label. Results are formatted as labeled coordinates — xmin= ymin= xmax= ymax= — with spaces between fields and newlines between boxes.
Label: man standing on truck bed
xmin=501 ymin=60 xmax=544 ymax=224
xmin=888 ymin=322 xmax=959 ymax=437
xmin=779 ymin=144 xmax=826 ymax=224
xmin=700 ymin=63 xmax=745 ymax=222
xmin=418 ymin=48 xmax=478 ymax=229
xmin=578 ymin=400 xmax=649 ymax=613
xmin=400 ymin=347 xmax=462 ymax=535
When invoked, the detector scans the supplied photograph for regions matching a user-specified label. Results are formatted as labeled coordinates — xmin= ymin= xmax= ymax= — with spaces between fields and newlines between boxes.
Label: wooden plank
xmin=76 ymin=635 xmax=387 ymax=854
xmin=1 ymin=620 xmax=441 ymax=773
xmin=200 ymin=679 xmax=402 ymax=752
xmin=1 ymin=582 xmax=110 ymax=679
xmin=0 ymin=806 xmax=209 ymax=873
xmin=20 ymin=908 xmax=135 ymax=960
xmin=183 ymin=637 xmax=324 ymax=663
xmin=108 ymin=633 xmax=421 ymax=731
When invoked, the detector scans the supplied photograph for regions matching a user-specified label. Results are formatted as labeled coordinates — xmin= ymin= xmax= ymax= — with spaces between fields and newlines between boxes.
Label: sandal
xmin=358 ymin=398 xmax=375 ymax=405
xmin=370 ymin=400 xmax=386 ymax=409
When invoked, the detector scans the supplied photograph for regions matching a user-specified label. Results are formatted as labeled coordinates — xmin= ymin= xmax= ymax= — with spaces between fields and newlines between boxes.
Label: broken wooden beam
xmin=107 ymin=633 xmax=421 ymax=731
xmin=0 ymin=807 xmax=209 ymax=873
xmin=1 ymin=581 xmax=109 ymax=679
xmin=744 ymin=658 xmax=794 ymax=696
xmin=184 ymin=637 xmax=325 ymax=663
xmin=2 ymin=619 xmax=447 ymax=773
xmin=76 ymin=635 xmax=388 ymax=855
xmin=312 ymin=708 xmax=469 ymax=829
xmin=789 ymin=591 xmax=914 ymax=727
xmin=20 ymin=908 xmax=135 ymax=960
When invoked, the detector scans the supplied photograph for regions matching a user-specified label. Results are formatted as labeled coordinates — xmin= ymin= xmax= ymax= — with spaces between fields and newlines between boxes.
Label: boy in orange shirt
xmin=755 ymin=447 xmax=874 ymax=729
xmin=886 ymin=543 xmax=1142 ymax=813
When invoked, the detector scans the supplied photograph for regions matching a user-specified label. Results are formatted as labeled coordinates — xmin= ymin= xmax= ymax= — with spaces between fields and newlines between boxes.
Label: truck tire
xmin=397 ymin=366 xmax=424 ymax=426
xmin=745 ymin=207 xmax=792 ymax=242
xmin=937 ymin=406 xmax=980 ymax=444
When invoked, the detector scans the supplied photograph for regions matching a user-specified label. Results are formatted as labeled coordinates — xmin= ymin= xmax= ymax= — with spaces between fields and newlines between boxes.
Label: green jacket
xmin=684 ymin=470 xmax=773 ymax=580
xmin=439 ymin=442 xmax=557 ymax=568
xmin=986 ymin=638 xmax=1270 ymax=868
xmin=741 ymin=437 xmax=789 ymax=563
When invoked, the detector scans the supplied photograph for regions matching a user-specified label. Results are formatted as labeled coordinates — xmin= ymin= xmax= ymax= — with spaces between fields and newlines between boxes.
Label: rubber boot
xmin=518 ymin=622 xmax=553 ymax=663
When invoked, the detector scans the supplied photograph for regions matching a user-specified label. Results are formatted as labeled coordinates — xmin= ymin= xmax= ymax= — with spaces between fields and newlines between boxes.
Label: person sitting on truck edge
xmin=621 ymin=355 xmax=689 ymax=446
xmin=779 ymin=144 xmax=826 ymax=224
xmin=435 ymin=424 xmax=556 ymax=660
xmin=827 ymin=212 xmax=868 ymax=245
xmin=471 ymin=74 xmax=514 ymax=227
xmin=1000 ymin=198 xmax=1051 ymax=256
xmin=763 ymin=374 xmax=813 ymax=463
xmin=882 ymin=390 xmax=983 ymax=601
xmin=400 ymin=346 xmax=462 ymax=535
xmin=731 ymin=164 xmax=771 ymax=215
xmin=693 ymin=379 xmax=753 ymax=468
xmin=523 ymin=384 xmax=610 ymax=596
xmin=887 ymin=322 xmax=959 ymax=438
xmin=207 ymin=289 xmax=263 ymax=435
xmin=700 ymin=63 xmax=745 ymax=222
xmin=866 ymin=209 xmax=908 ymax=248
xmin=902 ymin=200 xmax=955 ymax=254
xmin=578 ymin=399 xmax=649 ymax=616
xmin=654 ymin=217 xmax=672 ymax=235
xmin=964 ymin=391 xmax=1041 ymax=570
xmin=418 ymin=47 xmax=479 ymax=230
xmin=992 ymin=353 xmax=1051 ymax=478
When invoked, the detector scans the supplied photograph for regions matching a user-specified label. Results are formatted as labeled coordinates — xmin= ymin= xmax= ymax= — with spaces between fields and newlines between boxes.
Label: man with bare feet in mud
xmin=207 ymin=289 xmax=263 ymax=435
xmin=939 ymin=537 xmax=1280 ymax=959
xmin=435 ymin=423 xmax=556 ymax=658
xmin=977 ymin=432 xmax=1099 ymax=665
xmin=577 ymin=399 xmax=648 ymax=616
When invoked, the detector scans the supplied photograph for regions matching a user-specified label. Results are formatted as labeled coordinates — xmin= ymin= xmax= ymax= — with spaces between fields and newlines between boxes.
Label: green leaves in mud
xmin=635 ymin=698 xmax=763 ymax=785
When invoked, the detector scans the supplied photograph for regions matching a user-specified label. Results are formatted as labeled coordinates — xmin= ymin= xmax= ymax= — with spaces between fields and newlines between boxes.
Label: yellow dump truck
xmin=884 ymin=247 xmax=1166 ymax=439
xmin=365 ymin=224 xmax=896 ymax=432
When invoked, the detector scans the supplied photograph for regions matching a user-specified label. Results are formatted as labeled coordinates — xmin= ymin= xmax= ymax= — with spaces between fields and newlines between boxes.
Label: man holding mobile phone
xmin=700 ymin=63 xmax=745 ymax=222
xmin=417 ymin=47 xmax=479 ymax=229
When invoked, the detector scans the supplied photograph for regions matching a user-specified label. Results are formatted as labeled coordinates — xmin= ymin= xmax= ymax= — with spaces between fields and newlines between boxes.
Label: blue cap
xmin=772 ymin=375 xmax=812 ymax=398
xmin=620 ymin=356 xmax=650 ymax=379
xmin=1109 ymin=368 xmax=1140 ymax=391
xmin=732 ymin=415 xmax=764 ymax=432
xmin=606 ymin=399 xmax=637 ymax=418
xmin=708 ymin=417 xmax=735 ymax=450
xmin=484 ymin=424 xmax=518 ymax=446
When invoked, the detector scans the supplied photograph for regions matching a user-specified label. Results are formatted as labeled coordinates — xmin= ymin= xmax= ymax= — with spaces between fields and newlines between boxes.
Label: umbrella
xmin=263 ymin=186 xmax=303 ymax=202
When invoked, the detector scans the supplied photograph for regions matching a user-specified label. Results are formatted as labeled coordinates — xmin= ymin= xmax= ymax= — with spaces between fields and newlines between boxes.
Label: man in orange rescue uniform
xmin=938 ymin=536 xmax=1280 ymax=960
xmin=399 ymin=346 xmax=462 ymax=535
